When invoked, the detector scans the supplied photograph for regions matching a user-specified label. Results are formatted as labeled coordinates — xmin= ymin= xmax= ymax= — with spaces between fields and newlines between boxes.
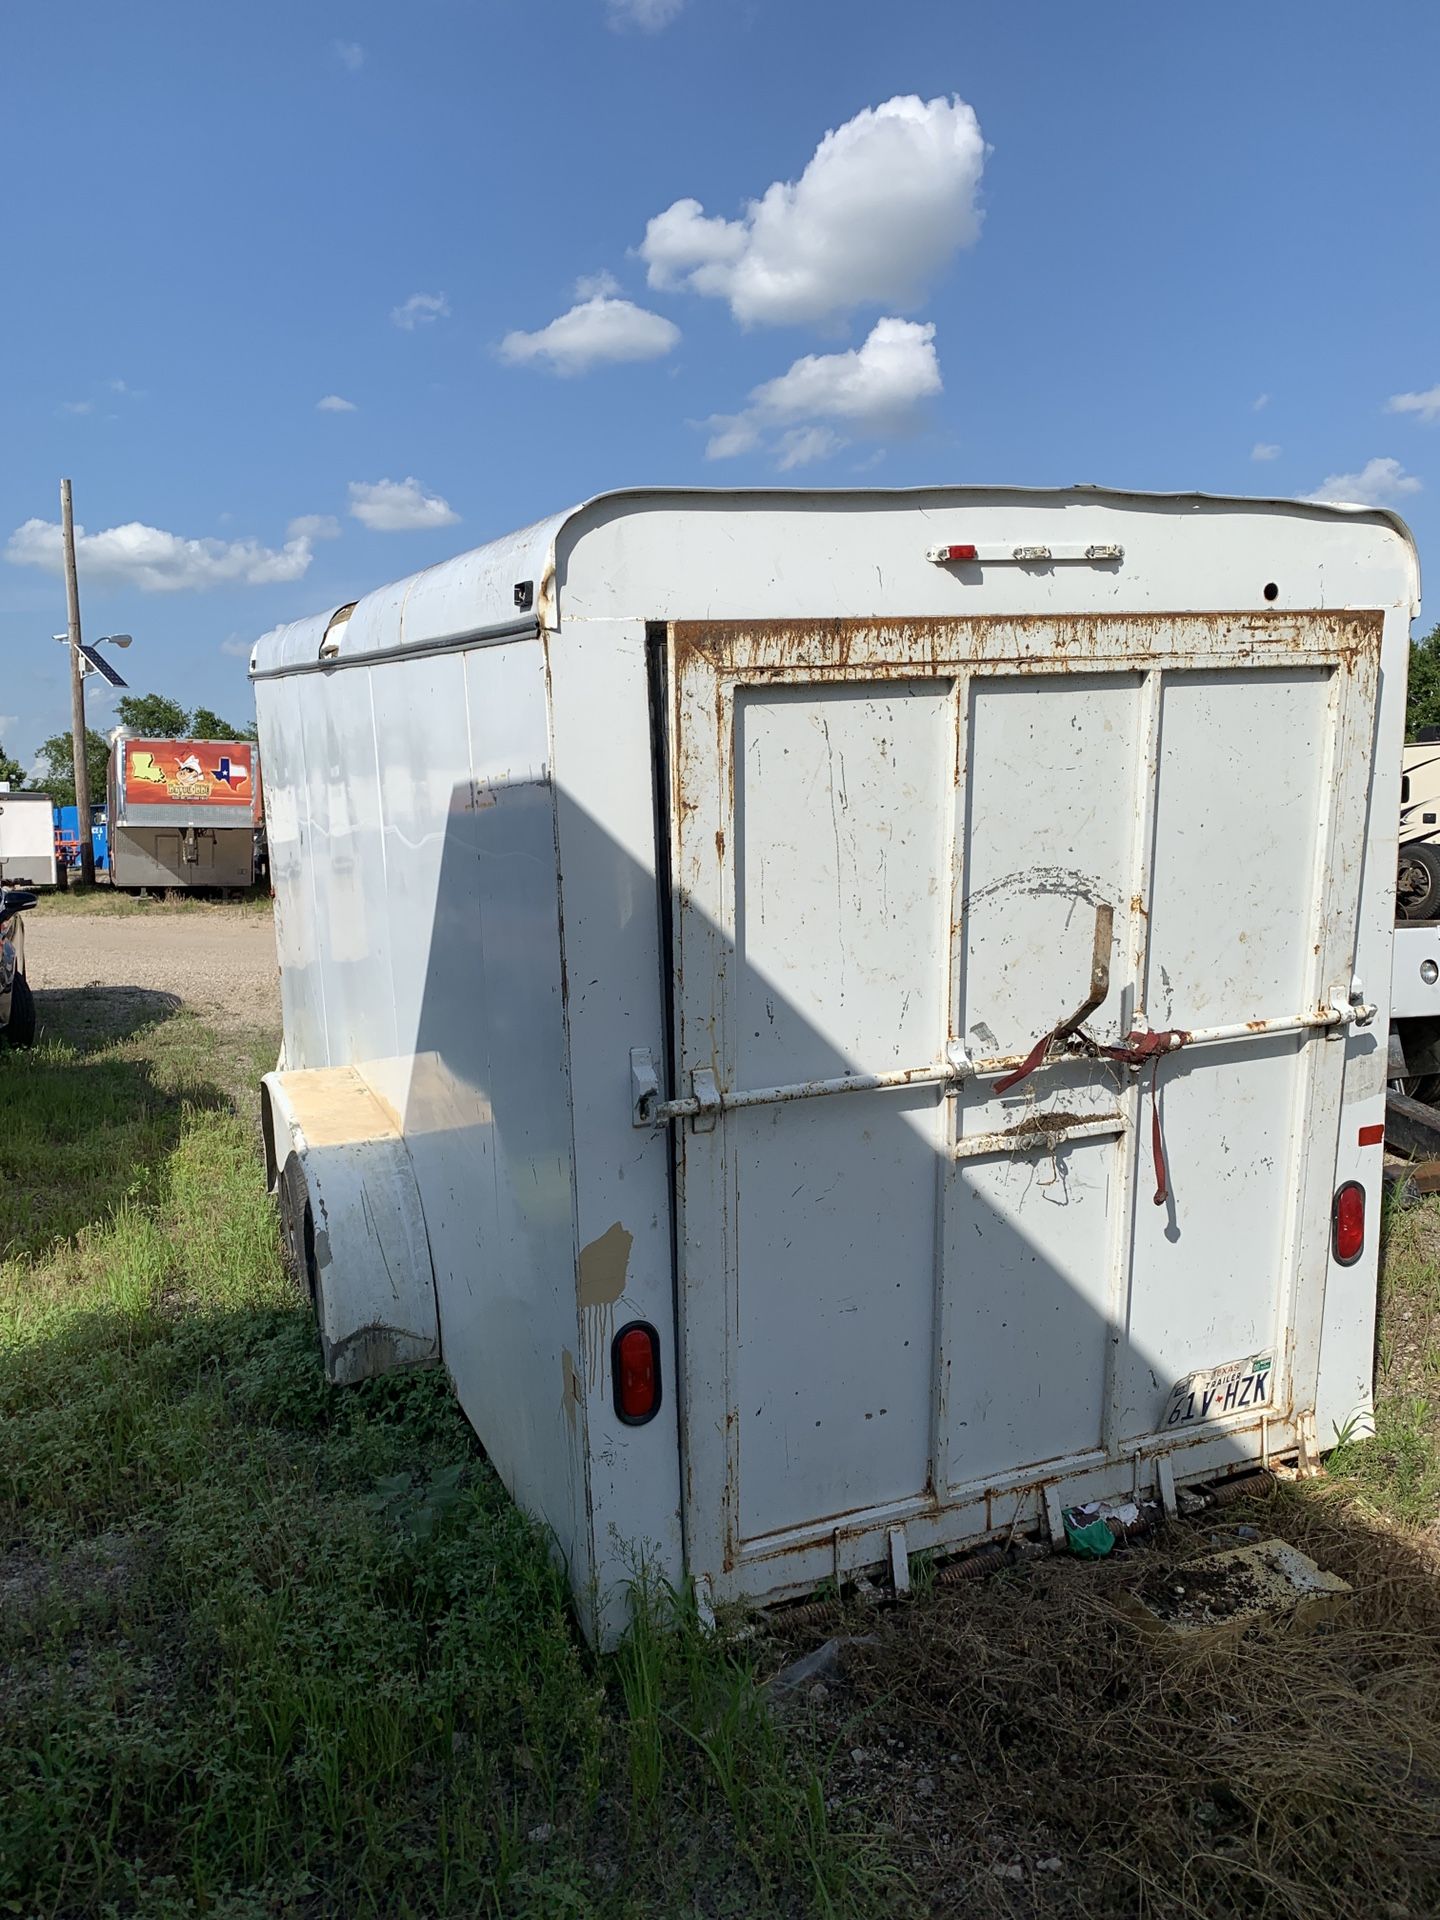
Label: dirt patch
xmin=25 ymin=904 xmax=279 ymax=1030
xmin=0 ymin=1529 xmax=152 ymax=1626
xmin=770 ymin=1488 xmax=1440 ymax=1917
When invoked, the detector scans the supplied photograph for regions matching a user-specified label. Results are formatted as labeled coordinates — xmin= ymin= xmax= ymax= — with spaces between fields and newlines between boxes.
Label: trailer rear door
xmin=662 ymin=611 xmax=1380 ymax=1604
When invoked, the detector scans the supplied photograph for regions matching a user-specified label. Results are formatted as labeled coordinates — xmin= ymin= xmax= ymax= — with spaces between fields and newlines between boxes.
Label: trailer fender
xmin=260 ymin=1067 xmax=440 ymax=1385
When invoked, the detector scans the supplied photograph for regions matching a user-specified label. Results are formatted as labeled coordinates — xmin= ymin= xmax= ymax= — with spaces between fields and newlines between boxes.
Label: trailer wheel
xmin=278 ymin=1153 xmax=317 ymax=1307
xmin=1398 ymin=844 xmax=1440 ymax=921
xmin=2 ymin=972 xmax=35 ymax=1048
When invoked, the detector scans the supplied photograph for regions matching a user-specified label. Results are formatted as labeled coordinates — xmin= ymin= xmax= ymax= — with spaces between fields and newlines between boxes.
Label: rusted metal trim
xmin=670 ymin=609 xmax=1385 ymax=682
xmin=645 ymin=1007 xmax=1358 ymax=1127
xmin=953 ymin=1115 xmax=1126 ymax=1161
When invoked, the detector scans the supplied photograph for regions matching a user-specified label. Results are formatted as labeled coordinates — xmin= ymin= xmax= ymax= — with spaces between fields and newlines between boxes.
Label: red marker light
xmin=1332 ymin=1182 xmax=1365 ymax=1266
xmin=1358 ymin=1123 xmax=1384 ymax=1147
xmin=944 ymin=543 xmax=978 ymax=562
xmin=613 ymin=1321 xmax=661 ymax=1424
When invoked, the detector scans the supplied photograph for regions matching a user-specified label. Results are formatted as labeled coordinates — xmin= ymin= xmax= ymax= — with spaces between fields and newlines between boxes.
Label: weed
xmin=0 ymin=991 xmax=889 ymax=1918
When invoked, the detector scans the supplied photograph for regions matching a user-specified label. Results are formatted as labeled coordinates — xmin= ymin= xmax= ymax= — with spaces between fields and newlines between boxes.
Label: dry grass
xmin=762 ymin=1194 xmax=1440 ymax=1920
xmin=772 ymin=1484 xmax=1440 ymax=1917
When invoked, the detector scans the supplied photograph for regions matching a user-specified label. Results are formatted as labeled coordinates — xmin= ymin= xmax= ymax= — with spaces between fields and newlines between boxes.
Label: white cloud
xmin=109 ymin=378 xmax=131 ymax=394
xmin=59 ymin=400 xmax=93 ymax=416
xmin=607 ymin=0 xmax=683 ymax=29
xmin=1253 ymin=392 xmax=1270 ymax=412
xmin=1251 ymin=442 xmax=1281 ymax=462
xmin=287 ymin=514 xmax=340 ymax=541
xmin=316 ymin=393 xmax=357 ymax=412
xmin=1387 ymin=384 xmax=1440 ymax=425
xmin=332 ymin=39 xmax=365 ymax=72
xmin=1301 ymin=456 xmax=1422 ymax=507
xmin=347 ymin=477 xmax=459 ymax=532
xmin=705 ymin=316 xmax=941 ymax=466
xmin=640 ymin=94 xmax=985 ymax=328
xmin=775 ymin=426 xmax=845 ymax=471
xmin=5 ymin=518 xmax=315 ymax=592
xmin=573 ymin=269 xmax=621 ymax=300
xmin=220 ymin=635 xmax=252 ymax=658
xmin=391 ymin=291 xmax=450 ymax=331
xmin=499 ymin=295 xmax=680 ymax=376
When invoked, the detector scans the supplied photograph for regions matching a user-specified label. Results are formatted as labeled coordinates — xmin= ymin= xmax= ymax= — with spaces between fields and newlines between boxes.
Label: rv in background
xmin=1398 ymin=730 xmax=1440 ymax=919
xmin=107 ymin=734 xmax=262 ymax=892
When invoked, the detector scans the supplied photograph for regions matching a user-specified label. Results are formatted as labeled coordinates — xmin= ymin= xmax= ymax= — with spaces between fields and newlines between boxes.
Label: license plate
xmin=1164 ymin=1352 xmax=1274 ymax=1429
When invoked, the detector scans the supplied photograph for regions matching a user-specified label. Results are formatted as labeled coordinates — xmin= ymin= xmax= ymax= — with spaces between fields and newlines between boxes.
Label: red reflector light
xmin=1358 ymin=1123 xmax=1384 ymax=1146
xmin=1332 ymin=1181 xmax=1365 ymax=1265
xmin=613 ymin=1321 xmax=661 ymax=1424
xmin=945 ymin=543 xmax=978 ymax=562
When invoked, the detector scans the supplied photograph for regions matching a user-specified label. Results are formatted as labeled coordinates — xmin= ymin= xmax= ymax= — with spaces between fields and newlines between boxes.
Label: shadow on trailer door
xmin=380 ymin=731 xmax=1376 ymax=1617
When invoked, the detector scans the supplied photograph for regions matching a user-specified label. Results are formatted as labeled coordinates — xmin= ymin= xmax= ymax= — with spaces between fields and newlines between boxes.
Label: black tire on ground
xmin=1398 ymin=843 xmax=1440 ymax=921
xmin=2 ymin=970 xmax=35 ymax=1047
xmin=278 ymin=1153 xmax=317 ymax=1307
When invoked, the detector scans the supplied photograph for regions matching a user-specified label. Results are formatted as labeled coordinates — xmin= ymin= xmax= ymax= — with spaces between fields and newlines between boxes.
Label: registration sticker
xmin=1164 ymin=1352 xmax=1274 ymax=1430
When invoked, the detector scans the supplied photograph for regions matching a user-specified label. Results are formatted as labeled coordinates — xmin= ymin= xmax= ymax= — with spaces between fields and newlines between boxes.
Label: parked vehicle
xmin=252 ymin=485 xmax=1417 ymax=1645
xmin=0 ymin=789 xmax=59 ymax=889
xmin=1398 ymin=731 xmax=1440 ymax=919
xmin=1 ymin=886 xmax=36 ymax=1047
xmin=106 ymin=734 xmax=262 ymax=891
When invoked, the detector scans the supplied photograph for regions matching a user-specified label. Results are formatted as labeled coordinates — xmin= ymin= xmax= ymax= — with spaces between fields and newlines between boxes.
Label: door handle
xmin=993 ymin=901 xmax=1114 ymax=1095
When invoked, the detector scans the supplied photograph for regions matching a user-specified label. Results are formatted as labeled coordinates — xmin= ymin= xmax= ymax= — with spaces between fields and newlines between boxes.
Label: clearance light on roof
xmin=926 ymin=542 xmax=1125 ymax=566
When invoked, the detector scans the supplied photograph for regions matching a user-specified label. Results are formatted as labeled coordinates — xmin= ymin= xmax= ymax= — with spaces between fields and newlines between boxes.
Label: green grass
xmin=0 ymin=999 xmax=890 ymax=1919
xmin=1327 ymin=1178 xmax=1440 ymax=1524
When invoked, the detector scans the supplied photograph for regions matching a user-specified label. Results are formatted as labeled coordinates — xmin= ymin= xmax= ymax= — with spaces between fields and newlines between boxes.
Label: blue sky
xmin=3 ymin=0 xmax=1438 ymax=765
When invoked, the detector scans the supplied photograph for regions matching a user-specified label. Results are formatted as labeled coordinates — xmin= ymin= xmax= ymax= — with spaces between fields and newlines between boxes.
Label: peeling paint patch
xmin=578 ymin=1220 xmax=633 ymax=1310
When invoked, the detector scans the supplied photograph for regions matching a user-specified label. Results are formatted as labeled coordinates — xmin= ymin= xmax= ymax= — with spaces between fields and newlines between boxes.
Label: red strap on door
xmin=1097 ymin=1030 xmax=1188 ymax=1207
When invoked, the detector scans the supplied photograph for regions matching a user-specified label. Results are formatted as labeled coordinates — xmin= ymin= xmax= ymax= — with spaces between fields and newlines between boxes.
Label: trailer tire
xmin=1398 ymin=843 xmax=1440 ymax=921
xmin=3 ymin=972 xmax=35 ymax=1048
xmin=278 ymin=1153 xmax=317 ymax=1308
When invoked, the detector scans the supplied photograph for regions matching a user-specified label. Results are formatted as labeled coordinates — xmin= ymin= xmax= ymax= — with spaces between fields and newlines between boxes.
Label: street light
xmin=55 ymin=631 xmax=133 ymax=685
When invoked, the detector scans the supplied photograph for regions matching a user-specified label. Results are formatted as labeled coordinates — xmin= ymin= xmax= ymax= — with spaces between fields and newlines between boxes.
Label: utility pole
xmin=60 ymin=477 xmax=96 ymax=885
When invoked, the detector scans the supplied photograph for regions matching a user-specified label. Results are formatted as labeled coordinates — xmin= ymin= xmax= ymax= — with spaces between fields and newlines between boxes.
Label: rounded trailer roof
xmin=249 ymin=484 xmax=1419 ymax=680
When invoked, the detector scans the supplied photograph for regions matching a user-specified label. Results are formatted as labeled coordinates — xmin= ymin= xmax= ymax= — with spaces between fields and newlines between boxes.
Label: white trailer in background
xmin=251 ymin=486 xmax=1417 ymax=1645
xmin=0 ymin=789 xmax=58 ymax=889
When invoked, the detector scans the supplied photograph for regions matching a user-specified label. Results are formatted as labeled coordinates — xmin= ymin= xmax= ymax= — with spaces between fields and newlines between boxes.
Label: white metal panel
xmin=730 ymin=683 xmax=950 ymax=1539
xmin=255 ymin=678 xmax=328 ymax=1069
xmin=546 ymin=623 xmax=685 ymax=1640
xmin=355 ymin=642 xmax=589 ymax=1586
xmin=941 ymin=673 xmax=1143 ymax=1486
xmin=1119 ymin=669 xmax=1336 ymax=1440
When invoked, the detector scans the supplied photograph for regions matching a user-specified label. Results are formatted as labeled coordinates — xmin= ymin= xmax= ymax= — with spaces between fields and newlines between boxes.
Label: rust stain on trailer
xmin=578 ymin=1220 xmax=634 ymax=1311
xmin=671 ymin=609 xmax=1384 ymax=682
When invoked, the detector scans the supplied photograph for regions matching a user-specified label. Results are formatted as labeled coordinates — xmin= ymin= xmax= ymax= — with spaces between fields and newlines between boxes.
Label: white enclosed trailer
xmin=0 ymin=789 xmax=58 ymax=888
xmin=252 ymin=486 xmax=1417 ymax=1644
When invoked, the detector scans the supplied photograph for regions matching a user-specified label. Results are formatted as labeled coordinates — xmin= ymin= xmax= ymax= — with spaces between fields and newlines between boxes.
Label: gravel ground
xmin=24 ymin=904 xmax=281 ymax=1029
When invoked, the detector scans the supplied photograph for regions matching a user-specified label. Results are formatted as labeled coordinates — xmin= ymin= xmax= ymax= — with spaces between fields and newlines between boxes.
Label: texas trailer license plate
xmin=1164 ymin=1352 xmax=1274 ymax=1430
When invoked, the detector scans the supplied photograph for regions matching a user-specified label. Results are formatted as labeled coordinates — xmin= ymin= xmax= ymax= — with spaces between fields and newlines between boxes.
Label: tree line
xmin=0 ymin=695 xmax=256 ymax=810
